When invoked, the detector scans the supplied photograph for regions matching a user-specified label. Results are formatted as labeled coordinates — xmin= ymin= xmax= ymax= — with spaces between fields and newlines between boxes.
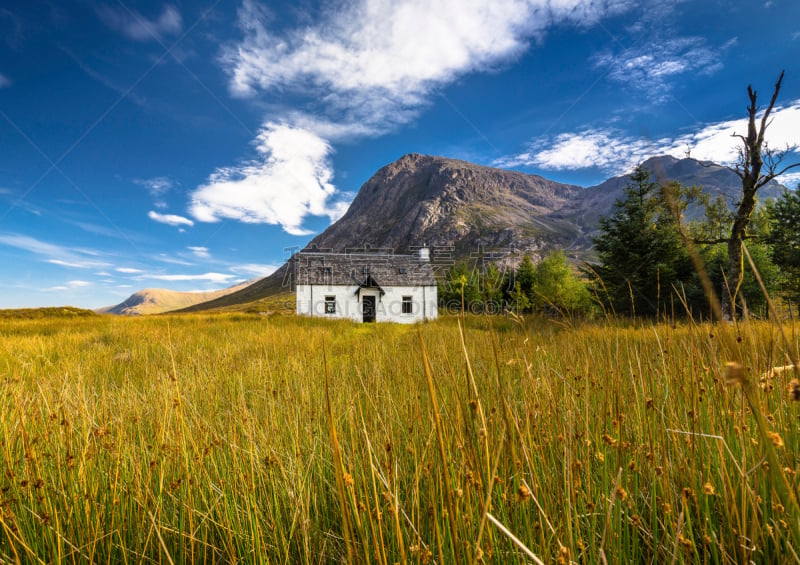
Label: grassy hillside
xmin=0 ymin=306 xmax=97 ymax=319
xmin=176 ymin=266 xmax=290 ymax=313
xmin=0 ymin=313 xmax=798 ymax=562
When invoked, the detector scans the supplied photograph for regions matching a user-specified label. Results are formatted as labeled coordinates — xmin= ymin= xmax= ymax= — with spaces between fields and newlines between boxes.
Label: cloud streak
xmin=229 ymin=263 xmax=279 ymax=278
xmin=148 ymin=210 xmax=194 ymax=227
xmin=40 ymin=280 xmax=93 ymax=292
xmin=96 ymin=4 xmax=182 ymax=42
xmin=140 ymin=272 xmax=238 ymax=284
xmin=0 ymin=234 xmax=110 ymax=269
xmin=592 ymin=36 xmax=736 ymax=102
xmin=497 ymin=100 xmax=800 ymax=175
xmin=187 ymin=246 xmax=210 ymax=259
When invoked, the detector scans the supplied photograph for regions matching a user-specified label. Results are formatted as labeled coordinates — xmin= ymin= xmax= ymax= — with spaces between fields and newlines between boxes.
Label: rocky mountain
xmin=571 ymin=155 xmax=786 ymax=228
xmin=177 ymin=153 xmax=788 ymax=313
xmin=98 ymin=281 xmax=254 ymax=315
xmin=308 ymin=153 xmax=585 ymax=259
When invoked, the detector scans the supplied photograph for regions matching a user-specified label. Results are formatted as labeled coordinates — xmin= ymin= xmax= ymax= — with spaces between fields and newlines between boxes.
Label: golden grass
xmin=0 ymin=312 xmax=798 ymax=563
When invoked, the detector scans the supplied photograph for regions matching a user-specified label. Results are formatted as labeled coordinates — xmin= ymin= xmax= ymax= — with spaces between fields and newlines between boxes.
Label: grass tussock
xmin=0 ymin=312 xmax=798 ymax=563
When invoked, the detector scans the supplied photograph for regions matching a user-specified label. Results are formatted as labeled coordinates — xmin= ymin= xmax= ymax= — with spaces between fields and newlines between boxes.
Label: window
xmin=323 ymin=267 xmax=331 ymax=275
xmin=402 ymin=296 xmax=413 ymax=314
xmin=325 ymin=296 xmax=336 ymax=314
xmin=398 ymin=268 xmax=407 ymax=274
xmin=363 ymin=267 xmax=370 ymax=275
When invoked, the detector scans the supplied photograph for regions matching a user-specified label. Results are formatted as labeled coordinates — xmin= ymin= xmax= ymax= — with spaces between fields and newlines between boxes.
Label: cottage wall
xmin=296 ymin=284 xmax=438 ymax=323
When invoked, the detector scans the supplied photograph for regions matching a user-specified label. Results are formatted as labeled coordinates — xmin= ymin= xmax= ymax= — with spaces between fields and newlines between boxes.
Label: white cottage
xmin=294 ymin=248 xmax=438 ymax=323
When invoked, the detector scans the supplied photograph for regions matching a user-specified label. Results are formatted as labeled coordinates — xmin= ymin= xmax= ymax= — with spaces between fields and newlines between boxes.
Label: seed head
xmin=767 ymin=432 xmax=784 ymax=448
xmin=702 ymin=482 xmax=715 ymax=495
xmin=789 ymin=379 xmax=800 ymax=401
xmin=517 ymin=484 xmax=532 ymax=502
xmin=678 ymin=534 xmax=693 ymax=550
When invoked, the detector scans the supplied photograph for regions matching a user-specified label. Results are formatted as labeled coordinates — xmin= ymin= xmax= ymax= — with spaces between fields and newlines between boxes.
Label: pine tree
xmin=590 ymin=166 xmax=694 ymax=318
xmin=767 ymin=188 xmax=800 ymax=303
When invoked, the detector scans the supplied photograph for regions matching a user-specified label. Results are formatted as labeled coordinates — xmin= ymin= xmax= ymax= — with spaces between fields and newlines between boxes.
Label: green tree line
xmin=437 ymin=250 xmax=594 ymax=317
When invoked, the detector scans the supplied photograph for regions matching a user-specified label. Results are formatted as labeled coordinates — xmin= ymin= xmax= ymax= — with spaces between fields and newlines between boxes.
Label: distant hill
xmin=174 ymin=153 xmax=789 ymax=313
xmin=98 ymin=280 xmax=255 ymax=315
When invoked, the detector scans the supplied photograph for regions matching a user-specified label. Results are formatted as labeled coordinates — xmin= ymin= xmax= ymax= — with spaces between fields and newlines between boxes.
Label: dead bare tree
xmin=722 ymin=70 xmax=800 ymax=319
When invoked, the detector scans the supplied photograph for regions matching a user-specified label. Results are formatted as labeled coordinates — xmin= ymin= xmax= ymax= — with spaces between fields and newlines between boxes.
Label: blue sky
xmin=0 ymin=0 xmax=799 ymax=309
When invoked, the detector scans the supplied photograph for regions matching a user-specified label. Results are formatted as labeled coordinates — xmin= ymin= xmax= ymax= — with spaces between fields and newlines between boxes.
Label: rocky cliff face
xmin=307 ymin=153 xmax=586 ymax=261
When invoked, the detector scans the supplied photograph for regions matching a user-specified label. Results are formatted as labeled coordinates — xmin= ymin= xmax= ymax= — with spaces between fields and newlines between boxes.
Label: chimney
xmin=418 ymin=245 xmax=430 ymax=261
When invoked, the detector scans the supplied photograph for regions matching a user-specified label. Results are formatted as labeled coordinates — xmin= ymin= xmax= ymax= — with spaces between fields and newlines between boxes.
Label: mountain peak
xmin=307 ymin=153 xmax=585 ymax=256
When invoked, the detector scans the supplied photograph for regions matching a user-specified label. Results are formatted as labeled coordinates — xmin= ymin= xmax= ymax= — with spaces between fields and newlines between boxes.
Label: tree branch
xmin=755 ymin=161 xmax=800 ymax=189
xmin=725 ymin=164 xmax=746 ymax=181
xmin=758 ymin=70 xmax=785 ymax=142
xmin=774 ymin=161 xmax=800 ymax=180
xmin=691 ymin=234 xmax=760 ymax=246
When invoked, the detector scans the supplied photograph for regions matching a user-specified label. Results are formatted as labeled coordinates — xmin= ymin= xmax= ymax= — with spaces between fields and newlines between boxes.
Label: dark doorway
xmin=362 ymin=296 xmax=376 ymax=323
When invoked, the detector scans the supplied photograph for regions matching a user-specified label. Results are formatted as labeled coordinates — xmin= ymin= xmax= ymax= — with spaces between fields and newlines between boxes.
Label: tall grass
xmin=0 ymin=312 xmax=797 ymax=563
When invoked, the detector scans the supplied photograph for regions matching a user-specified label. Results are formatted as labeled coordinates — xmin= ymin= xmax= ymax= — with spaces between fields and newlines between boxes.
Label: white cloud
xmin=780 ymin=172 xmax=800 ymax=189
xmin=0 ymin=233 xmax=109 ymax=269
xmin=142 ymin=272 xmax=238 ymax=284
xmin=498 ymin=99 xmax=800 ymax=175
xmin=116 ymin=267 xmax=143 ymax=274
xmin=187 ymin=246 xmax=210 ymax=259
xmin=40 ymin=280 xmax=93 ymax=292
xmin=229 ymin=263 xmax=279 ymax=278
xmin=226 ymin=0 xmax=635 ymax=133
xmin=148 ymin=210 xmax=194 ymax=227
xmin=592 ymin=36 xmax=735 ymax=101
xmin=96 ymin=4 xmax=182 ymax=42
xmin=0 ymin=73 xmax=10 ymax=89
xmin=153 ymin=253 xmax=194 ymax=266
xmin=135 ymin=176 xmax=173 ymax=196
xmin=137 ymin=177 xmax=175 ymax=209
xmin=189 ymin=123 xmax=348 ymax=235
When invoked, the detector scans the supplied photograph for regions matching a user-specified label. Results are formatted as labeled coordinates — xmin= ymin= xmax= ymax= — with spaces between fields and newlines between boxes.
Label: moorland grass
xmin=0 ymin=312 xmax=798 ymax=563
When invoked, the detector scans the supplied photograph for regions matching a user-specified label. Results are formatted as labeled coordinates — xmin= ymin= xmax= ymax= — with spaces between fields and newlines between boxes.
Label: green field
xmin=0 ymin=312 xmax=798 ymax=563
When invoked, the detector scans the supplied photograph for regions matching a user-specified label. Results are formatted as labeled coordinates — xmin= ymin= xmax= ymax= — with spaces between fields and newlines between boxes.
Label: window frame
xmin=401 ymin=295 xmax=413 ymax=314
xmin=324 ymin=295 xmax=336 ymax=314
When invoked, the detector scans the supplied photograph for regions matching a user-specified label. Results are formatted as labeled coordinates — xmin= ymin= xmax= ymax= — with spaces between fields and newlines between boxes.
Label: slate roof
xmin=292 ymin=252 xmax=436 ymax=287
